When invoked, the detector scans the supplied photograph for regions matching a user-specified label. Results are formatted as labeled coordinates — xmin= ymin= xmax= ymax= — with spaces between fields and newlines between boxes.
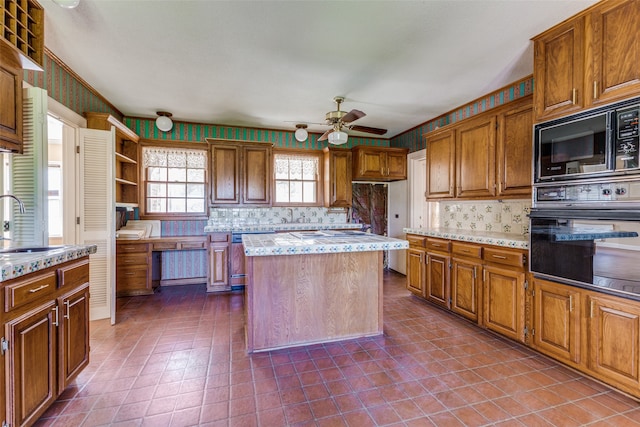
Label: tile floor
xmin=36 ymin=271 xmax=640 ymax=427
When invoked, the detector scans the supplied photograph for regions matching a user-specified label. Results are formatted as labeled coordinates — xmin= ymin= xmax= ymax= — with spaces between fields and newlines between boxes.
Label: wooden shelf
xmin=115 ymin=152 xmax=137 ymax=164
xmin=1 ymin=0 xmax=44 ymax=68
xmin=115 ymin=177 xmax=137 ymax=186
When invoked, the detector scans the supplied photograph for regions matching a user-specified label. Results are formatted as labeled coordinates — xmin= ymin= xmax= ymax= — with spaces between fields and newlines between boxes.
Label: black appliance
xmin=534 ymin=96 xmax=640 ymax=184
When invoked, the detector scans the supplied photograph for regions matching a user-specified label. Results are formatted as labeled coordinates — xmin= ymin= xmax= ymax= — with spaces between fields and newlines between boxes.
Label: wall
xmin=391 ymin=76 xmax=533 ymax=152
xmin=208 ymin=207 xmax=348 ymax=228
xmin=429 ymin=199 xmax=531 ymax=236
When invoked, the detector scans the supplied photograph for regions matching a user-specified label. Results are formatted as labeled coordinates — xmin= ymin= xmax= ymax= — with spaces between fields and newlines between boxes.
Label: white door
xmin=387 ymin=180 xmax=407 ymax=274
xmin=78 ymin=128 xmax=115 ymax=322
xmin=408 ymin=150 xmax=427 ymax=228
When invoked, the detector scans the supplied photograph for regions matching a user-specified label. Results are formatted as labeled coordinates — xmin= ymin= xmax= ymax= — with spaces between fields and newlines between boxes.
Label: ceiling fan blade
xmin=341 ymin=109 xmax=366 ymax=124
xmin=318 ymin=129 xmax=332 ymax=141
xmin=348 ymin=125 xmax=388 ymax=136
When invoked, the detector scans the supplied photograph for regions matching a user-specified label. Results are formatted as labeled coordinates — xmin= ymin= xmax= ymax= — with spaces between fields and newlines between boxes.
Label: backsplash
xmin=208 ymin=207 xmax=348 ymax=227
xmin=429 ymin=199 xmax=531 ymax=235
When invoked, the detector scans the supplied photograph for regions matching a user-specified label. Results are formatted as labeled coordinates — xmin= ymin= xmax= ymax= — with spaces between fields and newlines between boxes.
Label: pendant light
xmin=328 ymin=130 xmax=348 ymax=145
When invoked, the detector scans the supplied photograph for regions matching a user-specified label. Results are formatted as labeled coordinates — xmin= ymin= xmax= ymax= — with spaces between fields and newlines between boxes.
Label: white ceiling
xmin=40 ymin=0 xmax=598 ymax=139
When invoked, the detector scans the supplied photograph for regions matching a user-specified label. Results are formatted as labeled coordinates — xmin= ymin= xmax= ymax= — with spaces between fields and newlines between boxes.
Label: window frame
xmin=139 ymin=141 xmax=209 ymax=220
xmin=272 ymin=148 xmax=324 ymax=207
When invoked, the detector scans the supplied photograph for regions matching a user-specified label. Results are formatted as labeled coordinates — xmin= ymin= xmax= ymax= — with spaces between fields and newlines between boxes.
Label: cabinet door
xmin=243 ymin=145 xmax=271 ymax=205
xmin=588 ymin=0 xmax=640 ymax=106
xmin=532 ymin=279 xmax=581 ymax=364
xmin=483 ymin=265 xmax=525 ymax=342
xmin=533 ymin=17 xmax=585 ymax=120
xmin=426 ymin=253 xmax=450 ymax=309
xmin=386 ymin=151 xmax=408 ymax=180
xmin=324 ymin=148 xmax=352 ymax=208
xmin=425 ymin=130 xmax=455 ymax=199
xmin=456 ymin=115 xmax=496 ymax=198
xmin=0 ymin=52 xmax=22 ymax=151
xmin=230 ymin=242 xmax=246 ymax=286
xmin=5 ymin=301 xmax=57 ymax=427
xmin=354 ymin=150 xmax=384 ymax=179
xmin=211 ymin=144 xmax=240 ymax=205
xmin=451 ymin=258 xmax=481 ymax=323
xmin=406 ymin=248 xmax=426 ymax=297
xmin=58 ymin=283 xmax=90 ymax=394
xmin=496 ymin=100 xmax=533 ymax=197
xmin=208 ymin=242 xmax=229 ymax=291
xmin=588 ymin=294 xmax=640 ymax=391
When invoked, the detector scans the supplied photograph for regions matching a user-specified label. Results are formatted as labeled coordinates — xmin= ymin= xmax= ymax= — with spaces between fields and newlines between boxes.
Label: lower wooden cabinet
xmin=2 ymin=258 xmax=90 ymax=427
xmin=426 ymin=251 xmax=450 ymax=309
xmin=116 ymin=242 xmax=152 ymax=296
xmin=531 ymin=278 xmax=581 ymax=365
xmin=406 ymin=247 xmax=426 ymax=296
xmin=451 ymin=258 xmax=482 ymax=322
xmin=483 ymin=264 xmax=526 ymax=343
xmin=208 ymin=233 xmax=230 ymax=292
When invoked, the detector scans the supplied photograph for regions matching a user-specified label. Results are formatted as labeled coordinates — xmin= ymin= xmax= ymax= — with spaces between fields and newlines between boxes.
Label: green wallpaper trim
xmin=125 ymin=117 xmax=390 ymax=149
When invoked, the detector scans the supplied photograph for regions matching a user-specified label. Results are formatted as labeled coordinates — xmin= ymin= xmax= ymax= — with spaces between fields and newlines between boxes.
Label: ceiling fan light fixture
xmin=155 ymin=111 xmax=173 ymax=132
xmin=52 ymin=0 xmax=80 ymax=8
xmin=328 ymin=130 xmax=348 ymax=145
xmin=294 ymin=124 xmax=308 ymax=142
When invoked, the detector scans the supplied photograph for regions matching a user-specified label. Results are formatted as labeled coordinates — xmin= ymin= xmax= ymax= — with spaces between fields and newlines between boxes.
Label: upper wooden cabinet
xmin=533 ymin=0 xmax=640 ymax=121
xmin=425 ymin=129 xmax=455 ymax=199
xmin=1 ymin=0 xmax=44 ymax=69
xmin=351 ymin=146 xmax=408 ymax=181
xmin=425 ymin=96 xmax=533 ymax=200
xmin=85 ymin=113 xmax=140 ymax=207
xmin=209 ymin=141 xmax=272 ymax=207
xmin=0 ymin=40 xmax=23 ymax=152
xmin=456 ymin=115 xmax=496 ymax=198
xmin=323 ymin=147 xmax=352 ymax=208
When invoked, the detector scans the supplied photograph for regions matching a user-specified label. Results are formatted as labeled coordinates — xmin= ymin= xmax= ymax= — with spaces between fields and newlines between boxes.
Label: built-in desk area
xmin=116 ymin=236 xmax=208 ymax=297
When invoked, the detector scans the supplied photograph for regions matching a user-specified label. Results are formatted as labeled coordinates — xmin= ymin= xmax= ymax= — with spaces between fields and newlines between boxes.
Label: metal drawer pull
xmin=432 ymin=243 xmax=441 ymax=247
xmin=53 ymin=306 xmax=59 ymax=327
xmin=29 ymin=284 xmax=50 ymax=293
xmin=491 ymin=255 xmax=507 ymax=259
xmin=64 ymin=300 xmax=70 ymax=319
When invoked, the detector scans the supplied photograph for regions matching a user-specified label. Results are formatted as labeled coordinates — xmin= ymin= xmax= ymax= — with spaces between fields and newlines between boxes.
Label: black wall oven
xmin=530 ymin=208 xmax=640 ymax=299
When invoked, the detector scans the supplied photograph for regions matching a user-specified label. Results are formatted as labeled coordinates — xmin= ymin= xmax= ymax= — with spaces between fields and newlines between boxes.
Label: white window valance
xmin=142 ymin=147 xmax=207 ymax=169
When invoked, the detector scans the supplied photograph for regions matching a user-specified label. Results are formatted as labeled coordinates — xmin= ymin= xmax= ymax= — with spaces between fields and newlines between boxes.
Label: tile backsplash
xmin=208 ymin=207 xmax=348 ymax=227
xmin=429 ymin=199 xmax=531 ymax=235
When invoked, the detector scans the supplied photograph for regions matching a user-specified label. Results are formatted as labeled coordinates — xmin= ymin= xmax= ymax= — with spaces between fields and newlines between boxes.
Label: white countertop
xmin=205 ymin=222 xmax=363 ymax=233
xmin=0 ymin=244 xmax=98 ymax=282
xmin=242 ymin=231 xmax=409 ymax=256
xmin=403 ymin=227 xmax=529 ymax=249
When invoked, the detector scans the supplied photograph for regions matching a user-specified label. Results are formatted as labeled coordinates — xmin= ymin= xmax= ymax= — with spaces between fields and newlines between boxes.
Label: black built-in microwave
xmin=534 ymin=97 xmax=640 ymax=183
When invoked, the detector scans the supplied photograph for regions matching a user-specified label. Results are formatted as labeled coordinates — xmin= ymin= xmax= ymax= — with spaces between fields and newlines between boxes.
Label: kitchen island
xmin=242 ymin=231 xmax=408 ymax=352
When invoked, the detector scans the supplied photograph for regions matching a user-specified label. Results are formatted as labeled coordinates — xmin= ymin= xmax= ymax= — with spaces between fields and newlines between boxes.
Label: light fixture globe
xmin=294 ymin=124 xmax=308 ymax=142
xmin=52 ymin=0 xmax=80 ymax=8
xmin=155 ymin=111 xmax=173 ymax=132
xmin=328 ymin=130 xmax=348 ymax=145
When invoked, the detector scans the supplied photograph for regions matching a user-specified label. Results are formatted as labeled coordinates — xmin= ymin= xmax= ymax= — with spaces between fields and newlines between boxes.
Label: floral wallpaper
xmin=429 ymin=199 xmax=531 ymax=235
xmin=208 ymin=207 xmax=348 ymax=227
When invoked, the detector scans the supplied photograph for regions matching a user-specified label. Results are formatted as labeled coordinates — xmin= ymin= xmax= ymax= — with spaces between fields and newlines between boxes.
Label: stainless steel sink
xmin=0 ymin=246 xmax=64 ymax=254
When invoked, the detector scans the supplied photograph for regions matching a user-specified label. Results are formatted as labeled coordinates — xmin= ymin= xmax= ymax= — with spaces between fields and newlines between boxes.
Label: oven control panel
xmin=535 ymin=179 xmax=640 ymax=206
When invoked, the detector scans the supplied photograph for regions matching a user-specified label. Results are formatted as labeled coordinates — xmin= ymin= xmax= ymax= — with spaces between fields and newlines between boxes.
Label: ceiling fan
xmin=318 ymin=96 xmax=387 ymax=145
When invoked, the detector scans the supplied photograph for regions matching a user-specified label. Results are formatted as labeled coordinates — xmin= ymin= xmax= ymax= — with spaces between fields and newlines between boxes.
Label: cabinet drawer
xmin=58 ymin=259 xmax=90 ymax=289
xmin=152 ymin=241 xmax=178 ymax=251
xmin=117 ymin=266 xmax=148 ymax=281
xmin=116 ymin=243 xmax=149 ymax=254
xmin=483 ymin=247 xmax=525 ymax=267
xmin=209 ymin=233 xmax=230 ymax=243
xmin=426 ymin=238 xmax=451 ymax=253
xmin=117 ymin=253 xmax=148 ymax=266
xmin=406 ymin=235 xmax=426 ymax=248
xmin=5 ymin=272 xmax=56 ymax=312
xmin=451 ymin=242 xmax=482 ymax=259
xmin=180 ymin=241 xmax=207 ymax=250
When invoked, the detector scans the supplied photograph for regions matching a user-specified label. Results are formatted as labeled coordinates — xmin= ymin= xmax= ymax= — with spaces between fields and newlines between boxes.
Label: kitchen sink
xmin=0 ymin=246 xmax=64 ymax=254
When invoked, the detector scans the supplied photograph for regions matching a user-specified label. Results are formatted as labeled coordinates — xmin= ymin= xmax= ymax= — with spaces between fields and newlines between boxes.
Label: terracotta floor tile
xmin=34 ymin=272 xmax=640 ymax=426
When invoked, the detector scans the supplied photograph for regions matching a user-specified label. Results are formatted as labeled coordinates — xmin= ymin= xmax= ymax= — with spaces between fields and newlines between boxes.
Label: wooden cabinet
xmin=208 ymin=233 xmax=230 ymax=292
xmin=323 ymin=147 xmax=352 ymax=208
xmin=533 ymin=0 xmax=640 ymax=121
xmin=115 ymin=242 xmax=152 ymax=296
xmin=532 ymin=278 xmax=581 ymax=365
xmin=0 ymin=40 xmax=23 ymax=152
xmin=425 ymin=96 xmax=532 ymax=200
xmin=588 ymin=293 xmax=640 ymax=393
xmin=2 ymin=258 xmax=90 ymax=427
xmin=209 ymin=141 xmax=272 ymax=206
xmin=0 ymin=0 xmax=44 ymax=68
xmin=496 ymin=97 xmax=533 ymax=197
xmin=351 ymin=146 xmax=408 ymax=181
xmin=451 ymin=242 xmax=483 ymax=322
xmin=425 ymin=238 xmax=451 ymax=309
xmin=456 ymin=115 xmax=496 ymax=198
xmin=85 ymin=113 xmax=140 ymax=207
xmin=482 ymin=247 xmax=527 ymax=343
xmin=406 ymin=235 xmax=427 ymax=297
xmin=425 ymin=129 xmax=455 ymax=199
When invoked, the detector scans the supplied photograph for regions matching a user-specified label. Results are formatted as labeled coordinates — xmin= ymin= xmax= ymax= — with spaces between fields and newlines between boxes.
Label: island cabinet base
xmin=245 ymin=251 xmax=384 ymax=352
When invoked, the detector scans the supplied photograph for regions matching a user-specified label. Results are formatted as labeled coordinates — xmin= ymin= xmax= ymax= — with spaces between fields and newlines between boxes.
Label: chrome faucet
xmin=0 ymin=194 xmax=25 ymax=214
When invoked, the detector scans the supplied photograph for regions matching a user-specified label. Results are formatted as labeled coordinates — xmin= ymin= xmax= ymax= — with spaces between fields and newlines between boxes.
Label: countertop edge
xmin=403 ymin=228 xmax=529 ymax=249
xmin=0 ymin=244 xmax=98 ymax=282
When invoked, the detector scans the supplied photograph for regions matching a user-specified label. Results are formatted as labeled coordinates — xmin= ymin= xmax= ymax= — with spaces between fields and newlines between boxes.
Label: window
xmin=142 ymin=147 xmax=207 ymax=215
xmin=274 ymin=151 xmax=321 ymax=205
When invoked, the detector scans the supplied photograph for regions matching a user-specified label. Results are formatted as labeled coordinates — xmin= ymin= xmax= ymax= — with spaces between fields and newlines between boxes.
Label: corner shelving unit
xmin=1 ymin=0 xmax=44 ymax=69
xmin=84 ymin=113 xmax=140 ymax=208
